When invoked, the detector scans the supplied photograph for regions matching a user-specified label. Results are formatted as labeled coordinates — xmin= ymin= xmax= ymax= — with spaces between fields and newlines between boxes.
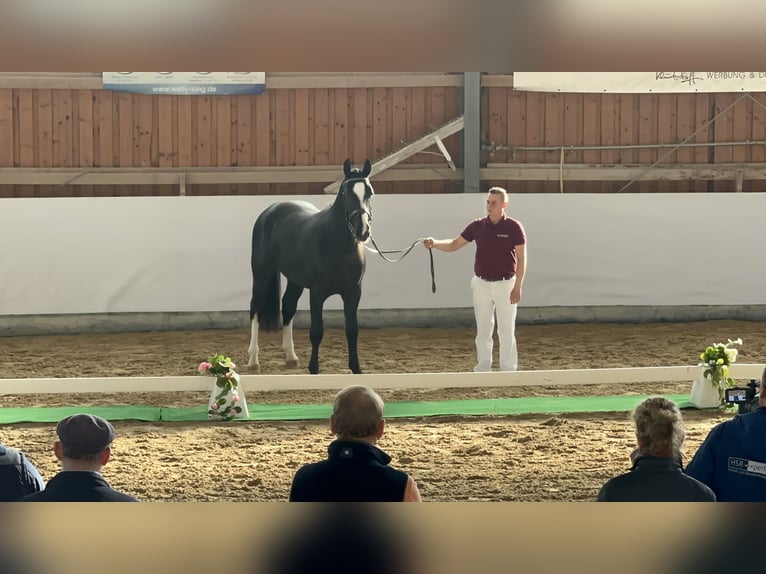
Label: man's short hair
xmin=487 ymin=186 xmax=508 ymax=203
xmin=631 ymin=397 xmax=685 ymax=455
xmin=56 ymin=414 xmax=115 ymax=460
xmin=332 ymin=386 xmax=384 ymax=439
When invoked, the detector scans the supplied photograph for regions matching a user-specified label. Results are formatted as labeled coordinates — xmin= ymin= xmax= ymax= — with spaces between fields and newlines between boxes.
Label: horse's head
xmin=340 ymin=159 xmax=374 ymax=241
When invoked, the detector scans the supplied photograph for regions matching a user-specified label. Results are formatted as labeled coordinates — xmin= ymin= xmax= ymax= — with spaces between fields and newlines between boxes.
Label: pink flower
xmin=225 ymin=371 xmax=233 ymax=379
xmin=229 ymin=362 xmax=236 ymax=369
xmin=198 ymin=362 xmax=212 ymax=373
xmin=210 ymin=402 xmax=219 ymax=410
xmin=232 ymin=395 xmax=240 ymax=402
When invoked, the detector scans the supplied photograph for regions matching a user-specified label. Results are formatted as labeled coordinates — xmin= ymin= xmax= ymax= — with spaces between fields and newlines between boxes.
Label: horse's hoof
xmin=285 ymin=359 xmax=299 ymax=368
xmin=308 ymin=366 xmax=319 ymax=375
xmin=246 ymin=362 xmax=261 ymax=373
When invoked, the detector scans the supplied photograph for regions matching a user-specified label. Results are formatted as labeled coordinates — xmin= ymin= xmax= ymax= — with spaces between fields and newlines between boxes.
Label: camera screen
xmin=726 ymin=389 xmax=747 ymax=402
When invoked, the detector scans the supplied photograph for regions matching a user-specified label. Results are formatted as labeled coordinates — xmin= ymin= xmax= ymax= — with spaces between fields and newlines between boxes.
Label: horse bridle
xmin=341 ymin=177 xmax=437 ymax=293
xmin=342 ymin=177 xmax=373 ymax=239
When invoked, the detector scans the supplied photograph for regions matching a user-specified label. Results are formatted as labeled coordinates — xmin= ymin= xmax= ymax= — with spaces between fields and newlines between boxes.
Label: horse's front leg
xmin=282 ymin=282 xmax=304 ymax=368
xmin=308 ymin=290 xmax=326 ymax=375
xmin=342 ymin=286 xmax=362 ymax=374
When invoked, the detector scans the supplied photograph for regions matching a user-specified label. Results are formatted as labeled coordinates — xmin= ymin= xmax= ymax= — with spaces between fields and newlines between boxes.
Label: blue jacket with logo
xmin=685 ymin=407 xmax=766 ymax=501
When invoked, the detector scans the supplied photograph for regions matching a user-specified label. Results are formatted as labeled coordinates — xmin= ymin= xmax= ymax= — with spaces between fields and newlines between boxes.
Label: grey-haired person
xmin=597 ymin=397 xmax=715 ymax=501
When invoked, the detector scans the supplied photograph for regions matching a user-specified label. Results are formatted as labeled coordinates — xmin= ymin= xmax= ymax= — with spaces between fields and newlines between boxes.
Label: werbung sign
xmin=513 ymin=72 xmax=766 ymax=93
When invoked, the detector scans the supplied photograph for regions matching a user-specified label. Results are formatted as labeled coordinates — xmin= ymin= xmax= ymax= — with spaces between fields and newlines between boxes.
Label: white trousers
xmin=470 ymin=275 xmax=518 ymax=372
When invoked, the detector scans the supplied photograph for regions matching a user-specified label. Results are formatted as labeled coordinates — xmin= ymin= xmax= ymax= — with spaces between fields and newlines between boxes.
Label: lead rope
xmin=365 ymin=235 xmax=436 ymax=293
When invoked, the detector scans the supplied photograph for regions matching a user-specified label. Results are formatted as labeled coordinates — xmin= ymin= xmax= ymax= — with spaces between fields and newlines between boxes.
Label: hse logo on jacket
xmin=685 ymin=407 xmax=766 ymax=501
xmin=727 ymin=457 xmax=766 ymax=478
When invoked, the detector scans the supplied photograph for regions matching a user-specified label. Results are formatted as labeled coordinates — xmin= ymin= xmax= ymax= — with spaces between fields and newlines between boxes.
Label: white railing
xmin=2 ymin=364 xmax=763 ymax=394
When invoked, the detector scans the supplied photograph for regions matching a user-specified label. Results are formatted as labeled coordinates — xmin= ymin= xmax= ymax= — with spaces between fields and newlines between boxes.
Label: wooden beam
xmin=0 ymin=162 xmax=764 ymax=188
xmin=0 ymin=164 xmax=465 ymax=186
xmin=483 ymin=163 xmax=766 ymax=182
xmin=0 ymin=73 xmax=464 ymax=91
xmin=266 ymin=73 xmax=463 ymax=89
xmin=323 ymin=116 xmax=465 ymax=193
xmin=0 ymin=73 xmax=103 ymax=90
xmin=481 ymin=74 xmax=515 ymax=88
xmin=178 ymin=173 xmax=187 ymax=196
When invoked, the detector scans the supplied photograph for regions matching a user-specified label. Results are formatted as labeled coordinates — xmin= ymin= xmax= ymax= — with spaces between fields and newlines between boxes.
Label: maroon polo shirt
xmin=461 ymin=215 xmax=526 ymax=280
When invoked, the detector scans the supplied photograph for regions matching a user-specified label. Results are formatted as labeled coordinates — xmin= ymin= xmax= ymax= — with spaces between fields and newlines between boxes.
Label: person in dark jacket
xmin=685 ymin=373 xmax=766 ymax=501
xmin=0 ymin=441 xmax=45 ymax=501
xmin=289 ymin=385 xmax=422 ymax=502
xmin=597 ymin=396 xmax=715 ymax=501
xmin=21 ymin=413 xmax=139 ymax=502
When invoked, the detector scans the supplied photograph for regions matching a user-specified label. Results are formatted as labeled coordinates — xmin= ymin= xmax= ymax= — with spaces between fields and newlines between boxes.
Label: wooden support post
xmin=559 ymin=147 xmax=565 ymax=193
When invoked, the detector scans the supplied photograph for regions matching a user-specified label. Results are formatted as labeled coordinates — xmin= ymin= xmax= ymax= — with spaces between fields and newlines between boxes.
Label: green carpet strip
xmin=0 ymin=394 xmax=700 ymax=424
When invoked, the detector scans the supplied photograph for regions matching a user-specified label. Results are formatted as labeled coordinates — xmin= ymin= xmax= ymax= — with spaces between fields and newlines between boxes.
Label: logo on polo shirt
xmin=728 ymin=457 xmax=766 ymax=478
xmin=497 ymin=234 xmax=509 ymax=238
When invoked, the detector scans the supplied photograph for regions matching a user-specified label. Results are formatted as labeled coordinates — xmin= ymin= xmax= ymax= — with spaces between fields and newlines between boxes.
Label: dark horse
xmin=247 ymin=159 xmax=374 ymax=374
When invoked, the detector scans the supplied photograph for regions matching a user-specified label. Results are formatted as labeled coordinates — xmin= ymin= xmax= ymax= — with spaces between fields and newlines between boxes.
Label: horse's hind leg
xmin=248 ymin=269 xmax=280 ymax=370
xmin=247 ymin=317 xmax=260 ymax=371
xmin=281 ymin=281 xmax=304 ymax=368
xmin=342 ymin=286 xmax=363 ymax=374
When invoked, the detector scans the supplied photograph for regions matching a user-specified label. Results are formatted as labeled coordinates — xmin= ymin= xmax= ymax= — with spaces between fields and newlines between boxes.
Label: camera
xmin=724 ymin=379 xmax=761 ymax=415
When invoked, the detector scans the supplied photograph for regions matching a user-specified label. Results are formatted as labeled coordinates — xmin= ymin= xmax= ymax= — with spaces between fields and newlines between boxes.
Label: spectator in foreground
xmin=21 ymin=413 xmax=139 ymax=502
xmin=289 ymin=385 xmax=422 ymax=502
xmin=0 ymin=438 xmax=45 ymax=501
xmin=597 ymin=396 xmax=715 ymax=501
xmin=685 ymin=369 xmax=766 ymax=501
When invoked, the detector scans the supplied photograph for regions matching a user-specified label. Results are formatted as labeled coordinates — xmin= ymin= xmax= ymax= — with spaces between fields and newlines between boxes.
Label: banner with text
xmin=513 ymin=72 xmax=766 ymax=93
xmin=102 ymin=72 xmax=266 ymax=95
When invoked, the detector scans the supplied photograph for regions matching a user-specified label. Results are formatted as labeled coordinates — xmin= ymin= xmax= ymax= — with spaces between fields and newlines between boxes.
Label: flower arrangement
xmin=699 ymin=338 xmax=743 ymax=404
xmin=198 ymin=353 xmax=243 ymax=421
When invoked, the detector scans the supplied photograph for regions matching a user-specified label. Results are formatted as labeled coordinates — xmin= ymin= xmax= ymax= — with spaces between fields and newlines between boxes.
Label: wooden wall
xmin=484 ymin=87 xmax=766 ymax=193
xmin=1 ymin=73 xmax=765 ymax=197
xmin=0 ymin=85 xmax=462 ymax=197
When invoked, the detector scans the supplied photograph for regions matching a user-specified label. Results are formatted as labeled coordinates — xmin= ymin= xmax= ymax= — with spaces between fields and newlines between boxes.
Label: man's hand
xmin=510 ymin=285 xmax=522 ymax=305
xmin=423 ymin=238 xmax=435 ymax=249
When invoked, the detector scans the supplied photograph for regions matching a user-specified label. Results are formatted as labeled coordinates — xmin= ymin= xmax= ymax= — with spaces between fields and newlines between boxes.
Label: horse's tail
xmin=252 ymin=270 xmax=281 ymax=332
xmin=250 ymin=215 xmax=282 ymax=332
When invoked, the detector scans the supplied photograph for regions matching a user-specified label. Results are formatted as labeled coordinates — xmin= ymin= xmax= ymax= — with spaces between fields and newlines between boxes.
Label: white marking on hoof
xmin=282 ymin=319 xmax=299 ymax=366
xmin=247 ymin=317 xmax=260 ymax=369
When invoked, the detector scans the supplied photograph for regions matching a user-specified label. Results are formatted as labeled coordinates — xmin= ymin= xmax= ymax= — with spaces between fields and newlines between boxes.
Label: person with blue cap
xmin=21 ymin=413 xmax=139 ymax=502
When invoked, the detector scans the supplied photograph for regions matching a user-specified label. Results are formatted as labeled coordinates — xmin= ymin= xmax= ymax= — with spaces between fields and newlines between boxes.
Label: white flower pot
xmin=207 ymin=373 xmax=249 ymax=420
xmin=689 ymin=373 xmax=721 ymax=409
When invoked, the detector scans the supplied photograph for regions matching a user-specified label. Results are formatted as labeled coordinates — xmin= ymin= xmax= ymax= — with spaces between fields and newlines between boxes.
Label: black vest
xmin=289 ymin=440 xmax=409 ymax=502
xmin=21 ymin=471 xmax=139 ymax=502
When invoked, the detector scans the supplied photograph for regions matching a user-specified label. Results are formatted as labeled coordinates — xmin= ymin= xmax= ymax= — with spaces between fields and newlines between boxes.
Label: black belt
xmin=477 ymin=275 xmax=514 ymax=282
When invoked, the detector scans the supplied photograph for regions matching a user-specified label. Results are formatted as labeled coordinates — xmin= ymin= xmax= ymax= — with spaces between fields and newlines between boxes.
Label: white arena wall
xmin=1 ymin=192 xmax=766 ymax=335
